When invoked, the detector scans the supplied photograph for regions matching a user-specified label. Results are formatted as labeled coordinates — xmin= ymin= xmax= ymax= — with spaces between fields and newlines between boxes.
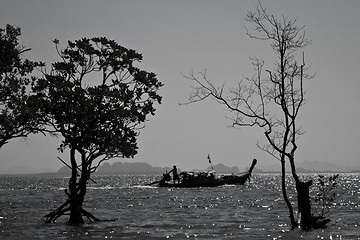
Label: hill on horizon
xmin=206 ymin=163 xmax=240 ymax=174
xmin=257 ymin=159 xmax=360 ymax=173
xmin=56 ymin=161 xmax=245 ymax=175
xmin=52 ymin=160 xmax=360 ymax=175
xmin=57 ymin=161 xmax=173 ymax=175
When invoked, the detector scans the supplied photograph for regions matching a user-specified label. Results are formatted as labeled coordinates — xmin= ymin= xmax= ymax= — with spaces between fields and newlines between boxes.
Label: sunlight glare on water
xmin=0 ymin=173 xmax=359 ymax=239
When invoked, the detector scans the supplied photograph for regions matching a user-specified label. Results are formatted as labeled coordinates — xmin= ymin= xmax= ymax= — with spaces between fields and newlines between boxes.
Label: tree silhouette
xmin=35 ymin=37 xmax=162 ymax=224
xmin=183 ymin=3 xmax=327 ymax=230
xmin=0 ymin=24 xmax=45 ymax=148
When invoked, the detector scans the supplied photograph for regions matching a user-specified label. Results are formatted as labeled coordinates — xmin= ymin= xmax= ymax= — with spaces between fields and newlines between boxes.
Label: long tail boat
xmin=148 ymin=159 xmax=257 ymax=188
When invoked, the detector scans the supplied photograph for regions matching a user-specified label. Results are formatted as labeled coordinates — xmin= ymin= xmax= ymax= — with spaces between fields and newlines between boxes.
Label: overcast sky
xmin=1 ymin=0 xmax=359 ymax=173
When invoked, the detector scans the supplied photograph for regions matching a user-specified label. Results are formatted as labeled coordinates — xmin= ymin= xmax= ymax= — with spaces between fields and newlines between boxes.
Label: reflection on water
xmin=0 ymin=174 xmax=359 ymax=239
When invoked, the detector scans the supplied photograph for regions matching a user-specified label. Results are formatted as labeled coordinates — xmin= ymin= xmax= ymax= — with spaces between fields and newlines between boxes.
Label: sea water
xmin=0 ymin=173 xmax=359 ymax=239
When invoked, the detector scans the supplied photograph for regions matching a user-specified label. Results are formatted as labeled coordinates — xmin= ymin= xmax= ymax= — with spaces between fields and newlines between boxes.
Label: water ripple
xmin=0 ymin=173 xmax=359 ymax=239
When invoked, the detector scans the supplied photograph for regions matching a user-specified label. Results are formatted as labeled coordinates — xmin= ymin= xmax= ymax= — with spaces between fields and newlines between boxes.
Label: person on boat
xmin=160 ymin=172 xmax=171 ymax=183
xmin=169 ymin=165 xmax=180 ymax=184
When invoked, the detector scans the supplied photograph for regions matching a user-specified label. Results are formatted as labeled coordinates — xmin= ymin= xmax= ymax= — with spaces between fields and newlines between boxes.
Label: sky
xmin=1 ymin=0 xmax=359 ymax=174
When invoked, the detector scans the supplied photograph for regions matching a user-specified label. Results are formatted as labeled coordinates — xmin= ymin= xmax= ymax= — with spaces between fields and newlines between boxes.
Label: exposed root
xmin=44 ymin=198 xmax=70 ymax=223
xmin=45 ymin=198 xmax=100 ymax=224
xmin=81 ymin=208 xmax=100 ymax=222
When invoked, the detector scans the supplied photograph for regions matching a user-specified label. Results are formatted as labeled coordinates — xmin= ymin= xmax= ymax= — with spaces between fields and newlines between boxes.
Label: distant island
xmin=57 ymin=162 xmax=173 ymax=175
xmin=57 ymin=161 xmax=245 ymax=175
xmin=257 ymin=160 xmax=360 ymax=173
xmin=52 ymin=160 xmax=360 ymax=175
xmin=205 ymin=163 xmax=239 ymax=174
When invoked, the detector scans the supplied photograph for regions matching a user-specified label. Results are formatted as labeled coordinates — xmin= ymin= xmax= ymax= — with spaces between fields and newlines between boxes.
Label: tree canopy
xmin=37 ymin=37 xmax=163 ymax=224
xmin=36 ymin=37 xmax=162 ymax=163
xmin=0 ymin=24 xmax=44 ymax=148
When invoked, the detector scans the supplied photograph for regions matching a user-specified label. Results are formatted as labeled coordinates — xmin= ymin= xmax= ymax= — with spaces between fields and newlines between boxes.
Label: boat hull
xmin=152 ymin=159 xmax=257 ymax=188
xmin=158 ymin=179 xmax=225 ymax=188
xmin=157 ymin=172 xmax=251 ymax=188
xmin=220 ymin=173 xmax=250 ymax=185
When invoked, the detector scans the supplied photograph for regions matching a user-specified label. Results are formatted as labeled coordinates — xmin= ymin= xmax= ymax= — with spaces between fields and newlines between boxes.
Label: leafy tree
xmin=312 ymin=174 xmax=339 ymax=227
xmin=35 ymin=37 xmax=163 ymax=224
xmin=183 ymin=3 xmax=326 ymax=230
xmin=0 ymin=24 xmax=44 ymax=148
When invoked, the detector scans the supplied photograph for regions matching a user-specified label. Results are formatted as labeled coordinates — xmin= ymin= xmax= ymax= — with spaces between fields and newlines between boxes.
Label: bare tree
xmin=183 ymin=3 xmax=328 ymax=230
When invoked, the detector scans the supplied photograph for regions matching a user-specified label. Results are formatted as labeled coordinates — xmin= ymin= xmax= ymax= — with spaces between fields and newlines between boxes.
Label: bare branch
xmin=183 ymin=1 xmax=312 ymax=179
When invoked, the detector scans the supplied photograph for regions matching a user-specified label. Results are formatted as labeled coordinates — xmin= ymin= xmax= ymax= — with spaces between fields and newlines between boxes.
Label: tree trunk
xmin=288 ymin=157 xmax=314 ymax=230
xmin=45 ymin=148 xmax=99 ymax=224
xmin=280 ymin=159 xmax=297 ymax=229
xmin=68 ymin=147 xmax=84 ymax=225
xmin=296 ymin=179 xmax=313 ymax=230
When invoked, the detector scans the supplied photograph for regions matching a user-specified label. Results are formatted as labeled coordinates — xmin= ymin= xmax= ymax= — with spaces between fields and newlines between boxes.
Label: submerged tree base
xmin=45 ymin=197 xmax=100 ymax=225
xmin=312 ymin=217 xmax=331 ymax=229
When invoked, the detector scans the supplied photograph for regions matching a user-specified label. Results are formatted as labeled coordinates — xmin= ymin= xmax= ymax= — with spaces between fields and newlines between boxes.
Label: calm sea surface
xmin=0 ymin=173 xmax=359 ymax=239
